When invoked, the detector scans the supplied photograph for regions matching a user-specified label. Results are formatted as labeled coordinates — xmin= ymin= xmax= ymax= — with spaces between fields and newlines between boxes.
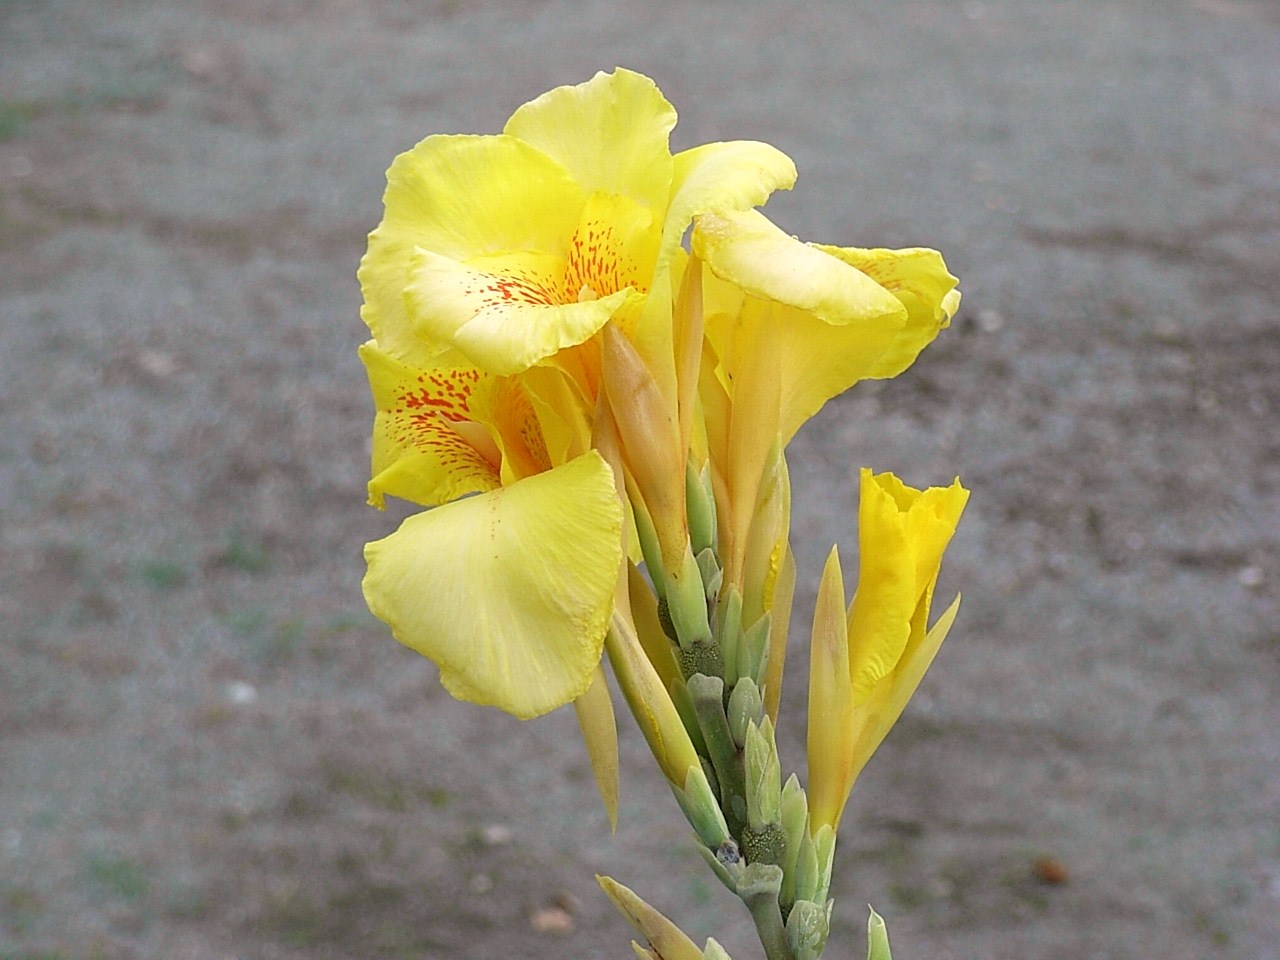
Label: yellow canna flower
xmin=358 ymin=340 xmax=624 ymax=720
xmin=692 ymin=209 xmax=959 ymax=596
xmin=359 ymin=68 xmax=796 ymax=385
xmin=359 ymin=340 xmax=553 ymax=509
xmin=363 ymin=450 xmax=623 ymax=720
xmin=807 ymin=469 xmax=968 ymax=832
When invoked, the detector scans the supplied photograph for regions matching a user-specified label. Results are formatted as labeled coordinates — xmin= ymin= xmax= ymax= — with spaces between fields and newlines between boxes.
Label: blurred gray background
xmin=2 ymin=1 xmax=1279 ymax=958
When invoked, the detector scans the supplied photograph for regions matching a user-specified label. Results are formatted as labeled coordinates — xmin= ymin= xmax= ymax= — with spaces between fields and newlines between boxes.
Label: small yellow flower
xmin=807 ymin=469 xmax=968 ymax=832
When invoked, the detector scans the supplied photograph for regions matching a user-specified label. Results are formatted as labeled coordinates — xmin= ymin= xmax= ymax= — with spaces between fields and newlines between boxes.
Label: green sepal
xmin=695 ymin=546 xmax=723 ymax=602
xmin=744 ymin=716 xmax=782 ymax=832
xmin=666 ymin=546 xmax=714 ymax=649
xmin=778 ymin=774 xmax=808 ymax=910
xmin=727 ymin=676 xmax=763 ymax=749
xmin=792 ymin=821 xmax=820 ymax=905
xmin=632 ymin=495 xmax=667 ymax=598
xmin=703 ymin=939 xmax=733 ymax=960
xmin=785 ymin=898 xmax=831 ymax=960
xmin=716 ymin=586 xmax=744 ymax=682
xmin=811 ymin=823 xmax=837 ymax=905
xmin=867 ymin=906 xmax=892 ymax=960
xmin=686 ymin=461 xmax=717 ymax=556
xmin=672 ymin=763 xmax=732 ymax=849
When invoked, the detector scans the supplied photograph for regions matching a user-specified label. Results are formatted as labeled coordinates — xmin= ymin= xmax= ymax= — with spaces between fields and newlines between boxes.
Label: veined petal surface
xmin=813 ymin=244 xmax=961 ymax=379
xmin=360 ymin=341 xmax=501 ymax=508
xmin=362 ymin=452 xmax=624 ymax=720
xmin=359 ymin=134 xmax=585 ymax=365
xmin=504 ymin=68 xmax=677 ymax=215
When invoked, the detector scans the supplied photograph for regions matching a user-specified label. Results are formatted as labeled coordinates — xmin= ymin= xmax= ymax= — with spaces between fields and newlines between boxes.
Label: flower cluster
xmin=358 ymin=69 xmax=966 ymax=960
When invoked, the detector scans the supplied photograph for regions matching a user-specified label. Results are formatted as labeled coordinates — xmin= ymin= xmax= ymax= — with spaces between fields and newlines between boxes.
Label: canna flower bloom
xmin=807 ymin=469 xmax=969 ymax=833
xmin=359 ymin=340 xmax=623 ymax=720
xmin=692 ymin=209 xmax=960 ymax=708
xmin=358 ymin=67 xmax=796 ymax=387
xmin=357 ymin=69 xmax=799 ymax=721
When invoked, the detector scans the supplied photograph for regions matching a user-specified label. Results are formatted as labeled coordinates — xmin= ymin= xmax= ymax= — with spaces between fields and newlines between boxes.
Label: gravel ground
xmin=2 ymin=1 xmax=1279 ymax=958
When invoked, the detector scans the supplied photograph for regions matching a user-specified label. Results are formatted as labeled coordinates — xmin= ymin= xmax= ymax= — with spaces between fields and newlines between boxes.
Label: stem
xmin=739 ymin=864 xmax=793 ymax=960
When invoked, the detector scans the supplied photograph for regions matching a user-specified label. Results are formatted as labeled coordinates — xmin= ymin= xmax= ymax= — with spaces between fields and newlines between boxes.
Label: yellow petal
xmin=362 ymin=452 xmax=623 ymax=719
xmin=504 ymin=68 xmax=676 ymax=216
xmin=573 ymin=664 xmax=620 ymax=830
xmin=694 ymin=209 xmax=905 ymax=326
xmin=813 ymin=245 xmax=961 ymax=379
xmin=359 ymin=134 xmax=585 ymax=366
xmin=697 ymin=213 xmax=913 ymax=445
xmin=359 ymin=341 xmax=501 ymax=508
xmin=407 ymin=247 xmax=632 ymax=375
xmin=844 ymin=593 xmax=962 ymax=789
xmin=806 ymin=547 xmax=855 ymax=832
xmin=846 ymin=471 xmax=917 ymax=700
xmin=661 ymin=139 xmax=797 ymax=273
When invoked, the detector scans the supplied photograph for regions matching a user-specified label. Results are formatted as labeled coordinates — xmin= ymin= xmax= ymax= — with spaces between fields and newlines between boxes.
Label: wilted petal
xmin=362 ymin=452 xmax=623 ymax=719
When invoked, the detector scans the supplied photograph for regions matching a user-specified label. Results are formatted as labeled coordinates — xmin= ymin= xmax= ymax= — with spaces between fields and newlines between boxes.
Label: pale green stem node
xmin=739 ymin=863 xmax=791 ymax=960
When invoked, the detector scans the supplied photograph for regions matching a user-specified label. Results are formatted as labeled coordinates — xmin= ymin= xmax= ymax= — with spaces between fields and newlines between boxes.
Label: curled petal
xmin=694 ymin=209 xmax=905 ymax=326
xmin=813 ymin=245 xmax=961 ymax=379
xmin=662 ymin=140 xmax=797 ymax=272
xmin=362 ymin=452 xmax=624 ymax=719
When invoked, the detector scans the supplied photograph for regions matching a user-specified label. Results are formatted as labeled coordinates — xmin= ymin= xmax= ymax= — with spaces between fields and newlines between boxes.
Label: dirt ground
xmin=3 ymin=1 xmax=1279 ymax=958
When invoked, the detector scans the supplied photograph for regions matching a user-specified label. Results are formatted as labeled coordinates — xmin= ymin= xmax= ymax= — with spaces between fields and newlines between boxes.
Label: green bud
xmin=867 ymin=906 xmax=893 ymax=960
xmin=672 ymin=764 xmax=732 ymax=849
xmin=745 ymin=717 xmax=782 ymax=831
xmin=703 ymin=939 xmax=733 ymax=960
xmin=695 ymin=546 xmax=723 ymax=602
xmin=715 ymin=586 xmax=743 ymax=681
xmin=666 ymin=546 xmax=714 ymax=650
xmin=686 ymin=461 xmax=717 ymax=555
xmin=785 ymin=899 xmax=831 ymax=960
xmin=726 ymin=677 xmax=763 ymax=749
